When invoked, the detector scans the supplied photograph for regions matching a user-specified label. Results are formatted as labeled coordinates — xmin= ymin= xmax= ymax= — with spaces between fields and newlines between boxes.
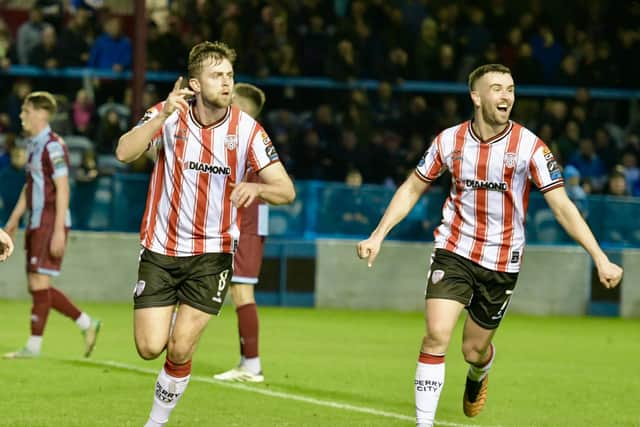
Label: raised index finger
xmin=173 ymin=76 xmax=183 ymax=92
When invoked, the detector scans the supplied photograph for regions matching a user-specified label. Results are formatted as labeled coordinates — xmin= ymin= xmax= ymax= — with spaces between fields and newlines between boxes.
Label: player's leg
xmin=4 ymin=272 xmax=51 ymax=358
xmin=144 ymin=252 xmax=232 ymax=427
xmin=416 ymin=298 xmax=465 ymax=427
xmin=134 ymin=306 xmax=176 ymax=360
xmin=416 ymin=249 xmax=475 ymax=427
xmin=461 ymin=316 xmax=496 ymax=417
xmin=133 ymin=249 xmax=181 ymax=360
xmin=42 ymin=227 xmax=101 ymax=356
xmin=214 ymin=234 xmax=264 ymax=382
xmin=143 ymin=304 xmax=208 ymax=427
xmin=461 ymin=268 xmax=517 ymax=417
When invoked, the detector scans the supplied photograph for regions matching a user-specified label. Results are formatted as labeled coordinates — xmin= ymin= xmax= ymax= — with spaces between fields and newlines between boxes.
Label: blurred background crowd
xmin=1 ymin=0 xmax=640 ymax=214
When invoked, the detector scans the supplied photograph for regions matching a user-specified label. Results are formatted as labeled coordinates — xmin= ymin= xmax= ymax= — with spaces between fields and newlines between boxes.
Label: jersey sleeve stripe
xmin=539 ymin=180 xmax=564 ymax=193
xmin=414 ymin=169 xmax=432 ymax=183
xmin=142 ymin=148 xmax=165 ymax=248
xmin=444 ymin=122 xmax=469 ymax=253
xmin=164 ymin=109 xmax=189 ymax=256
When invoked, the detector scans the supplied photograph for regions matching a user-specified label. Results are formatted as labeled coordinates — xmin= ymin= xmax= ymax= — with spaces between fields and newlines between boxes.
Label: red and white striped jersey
xmin=25 ymin=126 xmax=72 ymax=230
xmin=415 ymin=120 xmax=564 ymax=273
xmin=138 ymin=102 xmax=279 ymax=256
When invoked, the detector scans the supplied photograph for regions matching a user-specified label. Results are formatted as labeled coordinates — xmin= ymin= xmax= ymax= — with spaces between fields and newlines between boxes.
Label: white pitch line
xmin=57 ymin=357 xmax=494 ymax=427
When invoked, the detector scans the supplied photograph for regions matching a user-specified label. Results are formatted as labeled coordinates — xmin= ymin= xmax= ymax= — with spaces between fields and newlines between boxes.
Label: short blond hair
xmin=24 ymin=91 xmax=57 ymax=115
xmin=233 ymin=83 xmax=266 ymax=116
xmin=468 ymin=64 xmax=511 ymax=90
xmin=188 ymin=41 xmax=237 ymax=79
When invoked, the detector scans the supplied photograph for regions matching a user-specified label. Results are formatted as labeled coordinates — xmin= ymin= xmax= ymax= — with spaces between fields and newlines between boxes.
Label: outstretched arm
xmin=544 ymin=187 xmax=623 ymax=288
xmin=357 ymin=173 xmax=430 ymax=267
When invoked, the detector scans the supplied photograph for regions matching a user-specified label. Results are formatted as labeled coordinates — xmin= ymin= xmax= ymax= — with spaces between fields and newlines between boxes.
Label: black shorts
xmin=425 ymin=249 xmax=518 ymax=329
xmin=134 ymin=249 xmax=233 ymax=315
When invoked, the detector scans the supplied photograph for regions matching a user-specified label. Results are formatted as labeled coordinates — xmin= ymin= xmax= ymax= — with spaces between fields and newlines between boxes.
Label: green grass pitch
xmin=1 ymin=299 xmax=638 ymax=427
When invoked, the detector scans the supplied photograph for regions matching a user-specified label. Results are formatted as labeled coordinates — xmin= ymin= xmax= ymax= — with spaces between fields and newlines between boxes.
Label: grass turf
xmin=1 ymin=300 xmax=638 ymax=427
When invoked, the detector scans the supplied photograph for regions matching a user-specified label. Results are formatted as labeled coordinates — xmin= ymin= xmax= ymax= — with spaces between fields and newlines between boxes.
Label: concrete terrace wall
xmin=1 ymin=233 xmax=637 ymax=317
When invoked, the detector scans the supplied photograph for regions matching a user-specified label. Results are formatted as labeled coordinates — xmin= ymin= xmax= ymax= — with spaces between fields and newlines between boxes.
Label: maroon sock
xmin=236 ymin=303 xmax=259 ymax=358
xmin=49 ymin=287 xmax=82 ymax=320
xmin=31 ymin=289 xmax=52 ymax=336
xmin=164 ymin=357 xmax=192 ymax=378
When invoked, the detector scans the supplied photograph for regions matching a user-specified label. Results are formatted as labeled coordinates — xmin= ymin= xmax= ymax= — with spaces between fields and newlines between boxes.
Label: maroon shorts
xmin=232 ymin=233 xmax=265 ymax=285
xmin=25 ymin=227 xmax=68 ymax=276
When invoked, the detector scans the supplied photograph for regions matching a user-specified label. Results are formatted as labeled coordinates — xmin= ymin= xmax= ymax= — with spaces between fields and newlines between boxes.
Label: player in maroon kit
xmin=4 ymin=91 xmax=101 ymax=359
xmin=214 ymin=83 xmax=269 ymax=382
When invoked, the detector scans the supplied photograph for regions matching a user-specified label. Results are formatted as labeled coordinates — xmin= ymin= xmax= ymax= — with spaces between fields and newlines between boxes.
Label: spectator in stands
xmin=437 ymin=95 xmax=462 ymax=131
xmin=371 ymin=81 xmax=401 ymax=131
xmin=95 ymin=107 xmax=125 ymax=155
xmin=16 ymin=8 xmax=45 ymax=65
xmin=326 ymin=38 xmax=359 ymax=81
xmin=593 ymin=126 xmax=619 ymax=167
xmin=514 ymin=42 xmax=544 ymax=84
xmin=329 ymin=127 xmax=369 ymax=182
xmin=553 ymin=120 xmax=581 ymax=166
xmin=88 ymin=16 xmax=132 ymax=104
xmin=401 ymin=95 xmax=438 ymax=141
xmin=382 ymin=46 xmax=410 ymax=84
xmin=530 ymin=25 xmax=564 ymax=84
xmin=414 ymin=17 xmax=440 ymax=80
xmin=563 ymin=165 xmax=588 ymax=218
xmin=620 ymin=150 xmax=640 ymax=193
xmin=28 ymin=24 xmax=63 ymax=69
xmin=71 ymin=148 xmax=98 ymax=229
xmin=0 ymin=18 xmax=17 ymax=70
xmin=0 ymin=137 xmax=27 ymax=224
xmin=89 ymin=15 xmax=133 ymax=66
xmin=292 ymin=127 xmax=330 ymax=180
xmin=2 ymin=79 xmax=33 ymax=134
xmin=568 ymin=137 xmax=607 ymax=192
xmin=58 ymin=9 xmax=93 ymax=67
xmin=71 ymin=88 xmax=94 ymax=137
xmin=458 ymin=6 xmax=491 ymax=73
xmin=298 ymin=13 xmax=330 ymax=76
xmin=146 ymin=18 xmax=187 ymax=72
xmin=606 ymin=166 xmax=631 ymax=197
xmin=430 ymin=43 xmax=459 ymax=81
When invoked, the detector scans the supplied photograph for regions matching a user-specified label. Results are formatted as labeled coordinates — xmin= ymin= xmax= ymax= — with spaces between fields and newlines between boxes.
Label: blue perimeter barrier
xmin=4 ymin=65 xmax=640 ymax=99
xmin=2 ymin=176 xmax=636 ymax=248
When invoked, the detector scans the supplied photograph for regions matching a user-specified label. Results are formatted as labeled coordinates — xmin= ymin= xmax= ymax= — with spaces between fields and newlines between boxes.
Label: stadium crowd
xmin=0 ymin=0 xmax=640 ymax=199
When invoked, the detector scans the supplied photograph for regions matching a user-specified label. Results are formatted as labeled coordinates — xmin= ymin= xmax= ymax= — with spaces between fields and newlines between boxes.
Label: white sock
xmin=467 ymin=343 xmax=495 ymax=382
xmin=75 ymin=312 xmax=91 ymax=331
xmin=26 ymin=335 xmax=43 ymax=354
xmin=146 ymin=367 xmax=191 ymax=426
xmin=242 ymin=357 xmax=261 ymax=374
xmin=415 ymin=355 xmax=445 ymax=427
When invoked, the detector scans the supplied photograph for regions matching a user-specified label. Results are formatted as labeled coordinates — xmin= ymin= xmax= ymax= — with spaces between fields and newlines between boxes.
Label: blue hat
xmin=564 ymin=165 xmax=580 ymax=180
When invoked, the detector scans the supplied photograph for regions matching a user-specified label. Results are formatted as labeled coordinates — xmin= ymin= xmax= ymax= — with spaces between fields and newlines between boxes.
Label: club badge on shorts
xmin=431 ymin=269 xmax=445 ymax=284
xmin=134 ymin=280 xmax=146 ymax=297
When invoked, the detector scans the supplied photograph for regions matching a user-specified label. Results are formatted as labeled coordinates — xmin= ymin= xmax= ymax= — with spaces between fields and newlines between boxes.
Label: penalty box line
xmin=57 ymin=357 xmax=494 ymax=427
